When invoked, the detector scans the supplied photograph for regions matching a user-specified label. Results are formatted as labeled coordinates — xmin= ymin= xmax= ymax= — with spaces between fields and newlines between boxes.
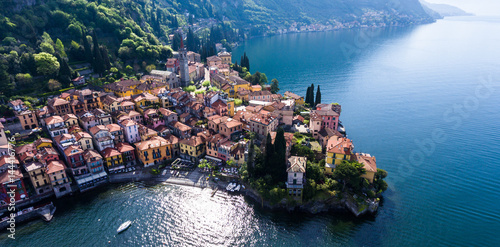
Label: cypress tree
xmin=92 ymin=31 xmax=105 ymax=74
xmin=100 ymin=46 xmax=111 ymax=71
xmin=309 ymin=83 xmax=315 ymax=106
xmin=82 ymin=31 xmax=93 ymax=64
xmin=315 ymin=85 xmax=321 ymax=106
xmin=274 ymin=128 xmax=287 ymax=183
xmin=247 ymin=139 xmax=255 ymax=177
xmin=305 ymin=86 xmax=311 ymax=106
xmin=265 ymin=133 xmax=275 ymax=172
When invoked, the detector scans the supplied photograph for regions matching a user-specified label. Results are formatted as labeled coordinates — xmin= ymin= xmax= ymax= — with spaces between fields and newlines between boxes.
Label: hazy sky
xmin=426 ymin=0 xmax=500 ymax=16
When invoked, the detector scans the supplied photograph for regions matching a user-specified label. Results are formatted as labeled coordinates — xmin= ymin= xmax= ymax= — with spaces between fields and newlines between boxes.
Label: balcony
xmin=285 ymin=182 xmax=303 ymax=189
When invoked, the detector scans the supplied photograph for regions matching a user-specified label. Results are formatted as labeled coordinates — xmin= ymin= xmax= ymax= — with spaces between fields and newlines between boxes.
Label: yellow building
xmin=102 ymin=79 xmax=141 ymax=97
xmin=25 ymin=162 xmax=52 ymax=195
xmin=101 ymin=95 xmax=121 ymax=113
xmin=33 ymin=138 xmax=53 ymax=150
xmin=133 ymin=93 xmax=160 ymax=114
xmin=101 ymin=147 xmax=123 ymax=168
xmin=180 ymin=135 xmax=206 ymax=163
xmin=46 ymin=160 xmax=71 ymax=198
xmin=250 ymin=85 xmax=262 ymax=92
xmin=227 ymin=100 xmax=235 ymax=117
xmin=284 ymin=91 xmax=304 ymax=105
xmin=325 ymin=136 xmax=354 ymax=174
xmin=135 ymin=136 xmax=172 ymax=167
xmin=354 ymin=153 xmax=377 ymax=183
xmin=218 ymin=51 xmax=232 ymax=64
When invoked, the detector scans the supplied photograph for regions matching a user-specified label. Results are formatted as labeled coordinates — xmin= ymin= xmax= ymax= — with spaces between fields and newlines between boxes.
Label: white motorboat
xmin=117 ymin=220 xmax=132 ymax=234
xmin=234 ymin=185 xmax=241 ymax=191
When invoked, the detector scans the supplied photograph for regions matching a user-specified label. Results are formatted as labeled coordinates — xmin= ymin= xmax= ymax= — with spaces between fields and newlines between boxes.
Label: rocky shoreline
xmin=243 ymin=186 xmax=379 ymax=217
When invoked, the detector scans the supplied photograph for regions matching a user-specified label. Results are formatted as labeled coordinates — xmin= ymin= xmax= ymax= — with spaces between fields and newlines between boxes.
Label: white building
xmin=119 ymin=119 xmax=140 ymax=143
xmin=286 ymin=156 xmax=307 ymax=200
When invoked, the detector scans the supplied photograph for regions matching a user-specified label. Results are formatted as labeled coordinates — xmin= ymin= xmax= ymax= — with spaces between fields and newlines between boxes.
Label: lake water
xmin=2 ymin=16 xmax=500 ymax=246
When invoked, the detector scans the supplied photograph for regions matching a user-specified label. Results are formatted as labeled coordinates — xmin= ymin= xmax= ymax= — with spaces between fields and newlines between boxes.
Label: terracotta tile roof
xmin=106 ymin=124 xmax=122 ymax=133
xmin=207 ymin=55 xmax=222 ymax=62
xmin=180 ymin=135 xmax=205 ymax=147
xmin=45 ymin=116 xmax=64 ymax=125
xmin=158 ymin=108 xmax=176 ymax=117
xmin=355 ymin=153 xmax=377 ymax=173
xmin=102 ymin=95 xmax=118 ymax=105
xmin=318 ymin=127 xmax=343 ymax=139
xmin=164 ymin=134 xmax=179 ymax=145
xmin=74 ymin=131 xmax=92 ymax=141
xmin=64 ymin=145 xmax=84 ymax=156
xmin=46 ymin=160 xmax=66 ymax=174
xmin=50 ymin=98 xmax=70 ymax=106
xmin=115 ymin=142 xmax=134 ymax=153
xmin=83 ymin=149 xmax=102 ymax=161
xmin=170 ymin=121 xmax=192 ymax=132
xmin=250 ymin=113 xmax=276 ymax=126
xmin=223 ymin=120 xmax=242 ymax=129
xmin=101 ymin=147 xmax=121 ymax=158
xmin=120 ymin=119 xmax=137 ymax=127
xmin=144 ymin=108 xmax=157 ymax=116
xmin=287 ymin=156 xmax=307 ymax=173
xmin=284 ymin=91 xmax=302 ymax=100
xmin=89 ymin=125 xmax=108 ymax=135
xmin=212 ymin=99 xmax=227 ymax=109
xmin=14 ymin=143 xmax=35 ymax=155
xmin=120 ymin=101 xmax=135 ymax=107
xmin=135 ymin=136 xmax=169 ymax=151
xmin=0 ymin=169 xmax=23 ymax=184
xmin=63 ymin=114 xmax=78 ymax=121
xmin=0 ymin=155 xmax=19 ymax=167
xmin=327 ymin=136 xmax=353 ymax=155
xmin=68 ymin=125 xmax=82 ymax=133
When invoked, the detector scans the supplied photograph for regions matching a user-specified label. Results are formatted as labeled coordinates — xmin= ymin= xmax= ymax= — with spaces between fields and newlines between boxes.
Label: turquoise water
xmin=2 ymin=16 xmax=500 ymax=246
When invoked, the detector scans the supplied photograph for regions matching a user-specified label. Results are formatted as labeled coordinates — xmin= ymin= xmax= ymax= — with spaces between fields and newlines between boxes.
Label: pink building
xmin=143 ymin=109 xmax=165 ymax=129
xmin=314 ymin=104 xmax=341 ymax=131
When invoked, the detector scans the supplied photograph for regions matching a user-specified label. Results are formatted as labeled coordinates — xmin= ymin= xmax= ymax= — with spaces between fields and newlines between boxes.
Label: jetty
xmin=0 ymin=202 xmax=56 ymax=230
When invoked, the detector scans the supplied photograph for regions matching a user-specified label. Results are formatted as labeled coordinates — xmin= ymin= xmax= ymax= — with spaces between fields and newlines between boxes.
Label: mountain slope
xmin=420 ymin=1 xmax=473 ymax=17
xmin=211 ymin=0 xmax=433 ymax=26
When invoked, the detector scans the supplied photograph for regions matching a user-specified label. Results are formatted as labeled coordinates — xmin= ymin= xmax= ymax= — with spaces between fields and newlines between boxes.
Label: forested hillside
xmin=0 ymin=0 xmax=433 ymax=98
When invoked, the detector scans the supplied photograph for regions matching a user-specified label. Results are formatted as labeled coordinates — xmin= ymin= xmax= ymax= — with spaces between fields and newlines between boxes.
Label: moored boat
xmin=117 ymin=220 xmax=132 ymax=233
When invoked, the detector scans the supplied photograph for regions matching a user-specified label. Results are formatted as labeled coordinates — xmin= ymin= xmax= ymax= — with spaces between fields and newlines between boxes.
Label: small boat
xmin=117 ymin=220 xmax=132 ymax=233
xmin=234 ymin=185 xmax=241 ymax=192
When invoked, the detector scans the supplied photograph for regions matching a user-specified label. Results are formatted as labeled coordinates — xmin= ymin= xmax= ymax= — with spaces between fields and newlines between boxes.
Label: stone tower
xmin=178 ymin=36 xmax=190 ymax=87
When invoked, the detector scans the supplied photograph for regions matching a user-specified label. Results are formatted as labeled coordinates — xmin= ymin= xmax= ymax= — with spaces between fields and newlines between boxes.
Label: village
xmin=0 ymin=40 xmax=384 ymax=223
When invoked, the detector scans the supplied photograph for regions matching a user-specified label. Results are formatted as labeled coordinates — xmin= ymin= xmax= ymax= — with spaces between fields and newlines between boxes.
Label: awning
xmin=205 ymin=156 xmax=222 ymax=163
xmin=76 ymin=171 xmax=108 ymax=185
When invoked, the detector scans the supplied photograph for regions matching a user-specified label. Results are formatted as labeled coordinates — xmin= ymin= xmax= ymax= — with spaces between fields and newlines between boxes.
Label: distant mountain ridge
xmin=210 ymin=0 xmax=434 ymax=26
xmin=420 ymin=1 xmax=473 ymax=18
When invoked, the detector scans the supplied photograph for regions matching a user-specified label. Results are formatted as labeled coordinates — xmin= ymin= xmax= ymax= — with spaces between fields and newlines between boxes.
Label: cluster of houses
xmin=0 ymin=48 xmax=378 ymax=206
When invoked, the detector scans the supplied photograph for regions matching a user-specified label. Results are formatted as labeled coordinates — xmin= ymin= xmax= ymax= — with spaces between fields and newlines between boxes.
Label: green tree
xmin=315 ymin=85 xmax=321 ymax=106
xmin=48 ymin=79 xmax=62 ymax=91
xmin=92 ymin=31 xmax=105 ymax=75
xmin=82 ymin=31 xmax=93 ymax=64
xmin=270 ymin=78 xmax=279 ymax=94
xmin=55 ymin=39 xmax=67 ymax=57
xmin=34 ymin=52 xmax=60 ymax=76
xmin=305 ymin=85 xmax=311 ymax=107
xmin=332 ymin=161 xmax=366 ymax=191
xmin=273 ymin=127 xmax=287 ymax=183
xmin=308 ymin=83 xmax=315 ymax=106
xmin=15 ymin=73 xmax=32 ymax=86
xmin=40 ymin=42 xmax=55 ymax=54
xmin=202 ymin=80 xmax=210 ymax=87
